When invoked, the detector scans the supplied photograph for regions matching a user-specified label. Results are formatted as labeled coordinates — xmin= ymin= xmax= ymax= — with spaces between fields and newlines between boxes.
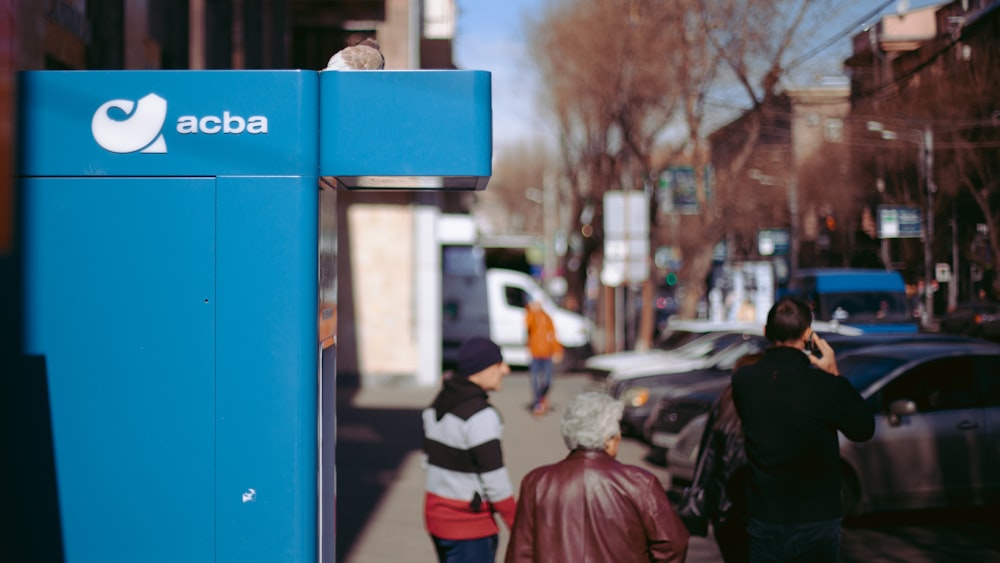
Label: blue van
xmin=783 ymin=268 xmax=918 ymax=333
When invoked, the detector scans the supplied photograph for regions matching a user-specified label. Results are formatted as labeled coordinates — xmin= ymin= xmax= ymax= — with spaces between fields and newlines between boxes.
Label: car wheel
xmin=840 ymin=466 xmax=861 ymax=518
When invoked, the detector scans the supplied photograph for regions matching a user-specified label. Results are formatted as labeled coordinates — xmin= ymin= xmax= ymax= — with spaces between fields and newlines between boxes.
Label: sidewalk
xmin=335 ymin=370 xmax=722 ymax=562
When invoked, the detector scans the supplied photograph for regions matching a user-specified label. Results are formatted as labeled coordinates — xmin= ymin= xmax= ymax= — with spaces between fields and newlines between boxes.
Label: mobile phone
xmin=805 ymin=334 xmax=823 ymax=359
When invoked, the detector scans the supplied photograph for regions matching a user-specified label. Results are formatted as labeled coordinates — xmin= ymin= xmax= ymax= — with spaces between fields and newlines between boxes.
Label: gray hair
xmin=560 ymin=392 xmax=624 ymax=450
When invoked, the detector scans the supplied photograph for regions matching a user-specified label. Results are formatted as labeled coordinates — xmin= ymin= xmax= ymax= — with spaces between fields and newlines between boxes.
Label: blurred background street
xmin=5 ymin=3 xmax=1000 ymax=562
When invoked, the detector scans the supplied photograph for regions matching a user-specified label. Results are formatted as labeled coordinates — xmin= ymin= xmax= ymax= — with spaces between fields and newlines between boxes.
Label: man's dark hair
xmin=764 ymin=296 xmax=813 ymax=343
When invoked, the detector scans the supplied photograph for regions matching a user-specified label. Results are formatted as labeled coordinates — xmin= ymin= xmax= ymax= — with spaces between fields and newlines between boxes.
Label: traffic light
xmin=824 ymin=215 xmax=836 ymax=231
xmin=665 ymin=272 xmax=678 ymax=286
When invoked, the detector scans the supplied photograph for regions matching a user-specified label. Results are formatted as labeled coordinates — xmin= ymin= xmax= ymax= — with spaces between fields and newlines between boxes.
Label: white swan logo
xmin=91 ymin=93 xmax=169 ymax=154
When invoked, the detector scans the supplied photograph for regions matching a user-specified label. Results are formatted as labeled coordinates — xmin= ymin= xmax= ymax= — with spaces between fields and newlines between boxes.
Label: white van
xmin=484 ymin=268 xmax=593 ymax=368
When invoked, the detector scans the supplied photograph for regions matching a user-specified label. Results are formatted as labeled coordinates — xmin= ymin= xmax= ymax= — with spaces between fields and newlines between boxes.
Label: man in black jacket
xmin=732 ymin=296 xmax=874 ymax=563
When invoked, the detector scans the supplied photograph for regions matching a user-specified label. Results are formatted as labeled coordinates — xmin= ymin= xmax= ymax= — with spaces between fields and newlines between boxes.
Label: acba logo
xmin=92 ymin=93 xmax=169 ymax=153
xmin=176 ymin=112 xmax=268 ymax=135
xmin=92 ymin=93 xmax=269 ymax=154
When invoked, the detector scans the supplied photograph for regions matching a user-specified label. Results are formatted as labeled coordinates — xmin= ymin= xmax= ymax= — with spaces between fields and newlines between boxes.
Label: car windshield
xmin=817 ymin=291 xmax=910 ymax=323
xmin=838 ymin=354 xmax=908 ymax=392
xmin=654 ymin=330 xmax=702 ymax=351
xmin=673 ymin=331 xmax=756 ymax=359
xmin=669 ymin=331 xmax=730 ymax=357
xmin=712 ymin=337 xmax=767 ymax=370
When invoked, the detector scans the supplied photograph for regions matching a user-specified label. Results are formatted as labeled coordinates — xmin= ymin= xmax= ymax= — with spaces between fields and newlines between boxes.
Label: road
xmin=840 ymin=506 xmax=1000 ymax=562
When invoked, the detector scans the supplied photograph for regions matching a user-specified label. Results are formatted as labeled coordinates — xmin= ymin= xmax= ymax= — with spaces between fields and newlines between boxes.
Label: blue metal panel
xmin=797 ymin=269 xmax=907 ymax=292
xmin=319 ymin=70 xmax=492 ymax=188
xmin=17 ymin=66 xmax=491 ymax=563
xmin=215 ymin=176 xmax=318 ymax=562
xmin=22 ymin=178 xmax=216 ymax=563
xmin=18 ymin=70 xmax=318 ymax=178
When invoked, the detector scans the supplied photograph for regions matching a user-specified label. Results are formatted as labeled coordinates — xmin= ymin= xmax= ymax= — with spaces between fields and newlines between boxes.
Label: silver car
xmin=836 ymin=341 xmax=1000 ymax=515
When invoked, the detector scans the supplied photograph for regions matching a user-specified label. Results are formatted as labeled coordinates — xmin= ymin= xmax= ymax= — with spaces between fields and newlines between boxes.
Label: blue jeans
xmin=746 ymin=516 xmax=841 ymax=563
xmin=431 ymin=534 xmax=498 ymax=563
xmin=529 ymin=358 xmax=553 ymax=408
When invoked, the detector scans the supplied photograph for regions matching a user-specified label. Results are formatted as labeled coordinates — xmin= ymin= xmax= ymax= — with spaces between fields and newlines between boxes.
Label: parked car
xmin=609 ymin=332 xmax=768 ymax=437
xmin=584 ymin=320 xmax=759 ymax=381
xmin=820 ymin=331 xmax=985 ymax=355
xmin=938 ymin=301 xmax=1000 ymax=341
xmin=652 ymin=333 xmax=988 ymax=477
xmin=659 ymin=339 xmax=1000 ymax=516
xmin=648 ymin=377 xmax=729 ymax=462
xmin=593 ymin=320 xmax=860 ymax=389
xmin=837 ymin=341 xmax=1000 ymax=515
xmin=611 ymin=325 xmax=878 ymax=441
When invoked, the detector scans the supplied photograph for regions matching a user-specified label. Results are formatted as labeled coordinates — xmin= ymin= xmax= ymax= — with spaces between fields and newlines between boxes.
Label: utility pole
xmin=923 ymin=124 xmax=936 ymax=327
xmin=543 ymin=171 xmax=557 ymax=282
xmin=868 ymin=120 xmax=936 ymax=328
xmin=950 ymin=203 xmax=959 ymax=311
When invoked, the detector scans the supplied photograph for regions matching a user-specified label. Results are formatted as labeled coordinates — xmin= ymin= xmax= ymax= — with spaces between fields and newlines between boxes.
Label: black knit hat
xmin=456 ymin=337 xmax=503 ymax=378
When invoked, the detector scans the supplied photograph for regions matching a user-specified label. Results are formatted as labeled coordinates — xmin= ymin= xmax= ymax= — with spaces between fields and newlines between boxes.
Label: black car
xmin=646 ymin=379 xmax=728 ymax=467
xmin=938 ymin=301 xmax=1000 ymax=341
xmin=821 ymin=331 xmax=984 ymax=354
xmin=610 ymin=334 xmax=768 ymax=439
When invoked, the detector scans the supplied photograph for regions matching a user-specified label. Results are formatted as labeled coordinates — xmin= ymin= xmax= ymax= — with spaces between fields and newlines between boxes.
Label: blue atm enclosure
xmin=18 ymin=68 xmax=492 ymax=562
xmin=19 ymin=71 xmax=320 ymax=562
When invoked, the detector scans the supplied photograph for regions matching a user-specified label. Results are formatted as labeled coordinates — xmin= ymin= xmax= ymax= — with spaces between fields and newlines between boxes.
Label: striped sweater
xmin=422 ymin=378 xmax=516 ymax=540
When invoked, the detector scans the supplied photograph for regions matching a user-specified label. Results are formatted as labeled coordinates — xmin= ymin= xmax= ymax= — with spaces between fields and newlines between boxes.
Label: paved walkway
xmin=335 ymin=370 xmax=722 ymax=562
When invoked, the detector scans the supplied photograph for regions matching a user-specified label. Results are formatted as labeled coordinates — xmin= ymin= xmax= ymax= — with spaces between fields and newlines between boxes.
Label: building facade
xmin=705 ymin=0 xmax=998 ymax=313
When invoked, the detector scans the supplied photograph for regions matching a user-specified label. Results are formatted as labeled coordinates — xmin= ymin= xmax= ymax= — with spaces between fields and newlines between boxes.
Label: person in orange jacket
xmin=525 ymin=297 xmax=563 ymax=416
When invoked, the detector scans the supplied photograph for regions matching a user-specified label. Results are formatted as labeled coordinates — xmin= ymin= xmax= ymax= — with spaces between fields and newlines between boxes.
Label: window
xmin=819 ymin=291 xmax=910 ymax=323
xmin=880 ymin=357 xmax=980 ymax=412
xmin=707 ymin=333 xmax=745 ymax=355
xmin=504 ymin=285 xmax=530 ymax=309
xmin=976 ymin=355 xmax=1000 ymax=407
xmin=442 ymin=245 xmax=484 ymax=276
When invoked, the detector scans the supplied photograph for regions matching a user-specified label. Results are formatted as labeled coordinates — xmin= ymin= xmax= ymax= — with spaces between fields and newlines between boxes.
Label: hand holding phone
xmin=806 ymin=333 xmax=839 ymax=375
xmin=805 ymin=333 xmax=823 ymax=358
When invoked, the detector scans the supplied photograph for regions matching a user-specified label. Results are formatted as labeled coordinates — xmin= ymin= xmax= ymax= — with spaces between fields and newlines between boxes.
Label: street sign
xmin=657 ymin=166 xmax=713 ymax=215
xmin=758 ymin=228 xmax=790 ymax=256
xmin=935 ymin=263 xmax=951 ymax=283
xmin=877 ymin=205 xmax=922 ymax=238
xmin=603 ymin=191 xmax=649 ymax=286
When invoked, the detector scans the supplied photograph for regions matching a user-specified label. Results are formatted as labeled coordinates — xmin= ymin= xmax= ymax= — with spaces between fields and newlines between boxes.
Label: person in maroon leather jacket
xmin=505 ymin=392 xmax=689 ymax=563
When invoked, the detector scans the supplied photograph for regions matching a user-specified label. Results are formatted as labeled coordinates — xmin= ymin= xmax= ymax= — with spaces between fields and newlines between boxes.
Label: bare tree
xmin=485 ymin=140 xmax=558 ymax=235
xmin=924 ymin=24 xmax=1000 ymax=298
xmin=528 ymin=0 xmax=687 ymax=346
xmin=671 ymin=0 xmax=850 ymax=317
xmin=528 ymin=0 xmax=852 ymax=335
xmin=952 ymin=150 xmax=1000 ymax=295
xmin=855 ymin=10 xmax=1000 ymax=300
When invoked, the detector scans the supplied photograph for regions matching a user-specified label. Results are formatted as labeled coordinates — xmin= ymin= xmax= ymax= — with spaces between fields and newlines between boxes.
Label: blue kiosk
xmin=18 ymin=69 xmax=491 ymax=563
